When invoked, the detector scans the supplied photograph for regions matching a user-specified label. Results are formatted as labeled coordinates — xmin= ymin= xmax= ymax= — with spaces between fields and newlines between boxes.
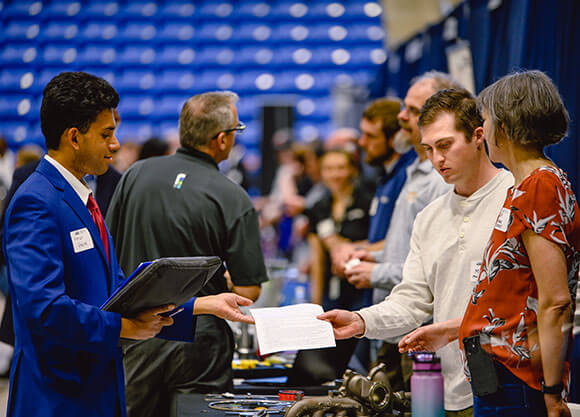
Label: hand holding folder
xmin=101 ymin=256 xmax=222 ymax=317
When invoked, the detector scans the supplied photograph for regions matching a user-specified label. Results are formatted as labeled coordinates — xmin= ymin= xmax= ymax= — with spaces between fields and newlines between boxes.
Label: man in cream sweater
xmin=318 ymin=89 xmax=513 ymax=416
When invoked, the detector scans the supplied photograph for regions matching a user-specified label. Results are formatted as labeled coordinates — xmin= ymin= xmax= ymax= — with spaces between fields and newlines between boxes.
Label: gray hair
xmin=179 ymin=91 xmax=239 ymax=149
xmin=477 ymin=70 xmax=569 ymax=149
xmin=411 ymin=70 xmax=463 ymax=93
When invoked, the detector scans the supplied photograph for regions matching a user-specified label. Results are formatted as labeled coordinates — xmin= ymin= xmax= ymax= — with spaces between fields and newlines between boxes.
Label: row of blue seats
xmin=0 ymin=92 xmax=335 ymax=122
xmin=0 ymin=44 xmax=387 ymax=69
xmin=0 ymin=20 xmax=385 ymax=44
xmin=1 ymin=1 xmax=383 ymax=22
xmin=0 ymin=117 xmax=336 ymax=149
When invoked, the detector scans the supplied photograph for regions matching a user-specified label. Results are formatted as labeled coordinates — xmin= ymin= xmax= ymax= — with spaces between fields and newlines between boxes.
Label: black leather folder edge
xmin=101 ymin=256 xmax=222 ymax=317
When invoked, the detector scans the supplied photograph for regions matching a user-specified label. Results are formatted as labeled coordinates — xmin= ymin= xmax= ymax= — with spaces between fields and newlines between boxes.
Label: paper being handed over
xmin=250 ymin=303 xmax=336 ymax=355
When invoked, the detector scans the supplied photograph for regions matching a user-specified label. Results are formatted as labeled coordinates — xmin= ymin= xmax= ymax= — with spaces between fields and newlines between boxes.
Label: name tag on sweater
xmin=70 ymin=228 xmax=94 ymax=253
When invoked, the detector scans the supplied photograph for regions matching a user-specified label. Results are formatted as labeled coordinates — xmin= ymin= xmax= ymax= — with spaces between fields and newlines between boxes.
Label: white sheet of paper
xmin=250 ymin=303 xmax=336 ymax=355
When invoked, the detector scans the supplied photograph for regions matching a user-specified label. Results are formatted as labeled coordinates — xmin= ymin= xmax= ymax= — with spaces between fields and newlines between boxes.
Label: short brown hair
xmin=362 ymin=98 xmax=401 ymax=141
xmin=418 ymin=89 xmax=482 ymax=141
xmin=477 ymin=70 xmax=569 ymax=149
xmin=179 ymin=91 xmax=238 ymax=149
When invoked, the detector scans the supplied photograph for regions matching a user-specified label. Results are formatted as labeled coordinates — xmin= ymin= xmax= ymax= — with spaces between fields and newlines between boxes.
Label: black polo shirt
xmin=106 ymin=146 xmax=268 ymax=296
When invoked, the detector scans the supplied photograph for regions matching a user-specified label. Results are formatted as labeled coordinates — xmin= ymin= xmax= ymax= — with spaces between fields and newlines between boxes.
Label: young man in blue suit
xmin=2 ymin=72 xmax=254 ymax=417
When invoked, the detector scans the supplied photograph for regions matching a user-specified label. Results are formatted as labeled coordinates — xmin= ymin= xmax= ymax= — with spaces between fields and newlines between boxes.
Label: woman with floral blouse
xmin=398 ymin=70 xmax=579 ymax=417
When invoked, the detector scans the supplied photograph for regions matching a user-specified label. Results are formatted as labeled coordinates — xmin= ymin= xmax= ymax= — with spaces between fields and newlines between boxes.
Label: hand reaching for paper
xmin=316 ymin=309 xmax=366 ymax=339
xmin=398 ymin=318 xmax=461 ymax=353
xmin=194 ymin=293 xmax=255 ymax=324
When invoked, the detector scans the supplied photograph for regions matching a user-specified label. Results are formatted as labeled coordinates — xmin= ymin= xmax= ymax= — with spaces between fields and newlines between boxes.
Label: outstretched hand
xmin=317 ymin=309 xmax=365 ymax=339
xmin=398 ymin=320 xmax=456 ymax=353
xmin=121 ymin=304 xmax=175 ymax=340
xmin=194 ymin=293 xmax=255 ymax=324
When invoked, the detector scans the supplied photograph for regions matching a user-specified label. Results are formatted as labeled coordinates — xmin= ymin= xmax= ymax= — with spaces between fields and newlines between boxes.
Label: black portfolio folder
xmin=101 ymin=256 xmax=222 ymax=317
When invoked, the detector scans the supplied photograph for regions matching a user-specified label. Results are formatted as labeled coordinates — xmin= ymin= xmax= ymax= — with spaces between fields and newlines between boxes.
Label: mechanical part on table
xmin=208 ymin=399 xmax=292 ymax=414
xmin=238 ymin=322 xmax=255 ymax=359
xmin=284 ymin=364 xmax=411 ymax=417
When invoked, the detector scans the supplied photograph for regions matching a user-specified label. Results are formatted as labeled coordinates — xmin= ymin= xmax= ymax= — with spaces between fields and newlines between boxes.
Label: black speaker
xmin=260 ymin=105 xmax=294 ymax=195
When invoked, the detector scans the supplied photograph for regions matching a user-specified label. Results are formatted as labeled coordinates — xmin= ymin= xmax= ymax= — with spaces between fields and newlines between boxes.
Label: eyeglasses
xmin=212 ymin=121 xmax=246 ymax=139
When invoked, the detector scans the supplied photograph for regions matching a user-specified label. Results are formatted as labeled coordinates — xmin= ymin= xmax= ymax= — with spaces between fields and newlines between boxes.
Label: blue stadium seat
xmin=0 ymin=20 xmax=41 ymax=42
xmin=156 ymin=95 xmax=188 ymax=120
xmin=2 ymin=1 xmax=44 ymax=18
xmin=347 ymin=22 xmax=385 ymax=43
xmin=37 ymin=21 xmax=80 ymax=43
xmin=158 ymin=2 xmax=196 ymax=20
xmin=196 ymin=22 xmax=235 ymax=43
xmin=157 ymin=45 xmax=198 ymax=68
xmin=116 ymin=70 xmax=157 ymax=94
xmin=118 ymin=46 xmax=157 ymax=67
xmin=116 ymin=120 xmax=156 ymax=143
xmin=271 ymin=23 xmax=310 ymax=43
xmin=77 ymin=45 xmax=117 ymax=67
xmin=235 ymin=46 xmax=274 ymax=69
xmin=118 ymin=22 xmax=158 ymax=43
xmin=73 ymin=68 xmax=117 ymax=86
xmin=157 ymin=70 xmax=197 ymax=94
xmin=308 ymin=2 xmax=348 ymax=21
xmin=343 ymin=1 xmax=383 ymax=21
xmin=237 ymin=95 xmax=261 ymax=122
xmin=197 ymin=47 xmax=236 ymax=66
xmin=157 ymin=22 xmax=196 ymax=43
xmin=118 ymin=1 xmax=159 ymax=20
xmin=0 ymin=44 xmax=40 ymax=67
xmin=80 ymin=21 xmax=119 ymax=43
xmin=295 ymin=96 xmax=333 ymax=121
xmin=117 ymin=94 xmax=156 ymax=119
xmin=235 ymin=2 xmax=273 ymax=20
xmin=0 ymin=70 xmax=41 ymax=94
xmin=0 ymin=121 xmax=33 ymax=147
xmin=235 ymin=120 xmax=261 ymax=147
xmin=270 ymin=2 xmax=311 ymax=20
xmin=197 ymin=1 xmax=234 ymax=19
xmin=233 ymin=23 xmax=273 ymax=44
xmin=0 ymin=95 xmax=39 ymax=121
xmin=195 ymin=71 xmax=234 ymax=92
xmin=82 ymin=2 xmax=120 ymax=19
xmin=157 ymin=120 xmax=179 ymax=138
xmin=236 ymin=71 xmax=273 ymax=94
xmin=44 ymin=1 xmax=83 ymax=19
xmin=42 ymin=45 xmax=79 ymax=67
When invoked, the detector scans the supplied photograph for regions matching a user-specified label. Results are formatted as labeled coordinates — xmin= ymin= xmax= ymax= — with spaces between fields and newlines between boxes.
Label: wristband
xmin=541 ymin=380 xmax=563 ymax=395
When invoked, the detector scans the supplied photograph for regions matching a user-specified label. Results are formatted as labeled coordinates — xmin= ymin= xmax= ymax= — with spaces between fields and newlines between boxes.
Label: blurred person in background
xmin=112 ymin=140 xmax=139 ymax=173
xmin=307 ymin=148 xmax=373 ymax=310
xmin=137 ymin=137 xmax=170 ymax=160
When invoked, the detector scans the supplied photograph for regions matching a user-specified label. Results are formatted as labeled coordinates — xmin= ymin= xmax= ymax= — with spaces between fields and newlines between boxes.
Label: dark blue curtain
xmin=374 ymin=0 xmax=580 ymax=193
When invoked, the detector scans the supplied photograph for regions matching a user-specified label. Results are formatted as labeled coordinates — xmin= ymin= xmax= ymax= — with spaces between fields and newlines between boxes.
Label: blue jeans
xmin=473 ymin=363 xmax=547 ymax=417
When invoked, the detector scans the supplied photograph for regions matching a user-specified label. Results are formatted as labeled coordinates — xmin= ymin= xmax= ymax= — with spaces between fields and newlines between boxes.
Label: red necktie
xmin=87 ymin=194 xmax=110 ymax=263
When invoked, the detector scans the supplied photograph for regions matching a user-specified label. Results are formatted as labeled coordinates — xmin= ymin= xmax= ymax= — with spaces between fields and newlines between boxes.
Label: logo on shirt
xmin=173 ymin=173 xmax=187 ymax=189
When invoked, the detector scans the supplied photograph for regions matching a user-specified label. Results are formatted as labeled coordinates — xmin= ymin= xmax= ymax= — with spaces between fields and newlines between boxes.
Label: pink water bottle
xmin=410 ymin=352 xmax=444 ymax=417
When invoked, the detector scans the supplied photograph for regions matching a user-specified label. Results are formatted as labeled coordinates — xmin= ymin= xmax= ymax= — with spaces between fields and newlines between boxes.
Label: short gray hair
xmin=179 ymin=91 xmax=239 ymax=149
xmin=477 ymin=70 xmax=569 ymax=149
xmin=411 ymin=70 xmax=463 ymax=93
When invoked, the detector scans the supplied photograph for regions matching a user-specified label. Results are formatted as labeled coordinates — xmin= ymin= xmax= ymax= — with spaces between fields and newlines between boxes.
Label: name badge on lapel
xmin=70 ymin=228 xmax=94 ymax=253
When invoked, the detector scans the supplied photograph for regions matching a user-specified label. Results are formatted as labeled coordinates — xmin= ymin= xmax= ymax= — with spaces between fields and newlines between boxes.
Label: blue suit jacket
xmin=2 ymin=159 xmax=195 ymax=417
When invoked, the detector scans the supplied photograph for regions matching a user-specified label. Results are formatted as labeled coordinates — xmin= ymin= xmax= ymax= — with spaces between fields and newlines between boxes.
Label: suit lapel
xmin=36 ymin=159 xmax=111 ymax=283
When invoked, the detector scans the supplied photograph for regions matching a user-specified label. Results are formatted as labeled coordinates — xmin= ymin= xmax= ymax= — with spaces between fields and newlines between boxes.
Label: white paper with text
xmin=250 ymin=303 xmax=336 ymax=355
